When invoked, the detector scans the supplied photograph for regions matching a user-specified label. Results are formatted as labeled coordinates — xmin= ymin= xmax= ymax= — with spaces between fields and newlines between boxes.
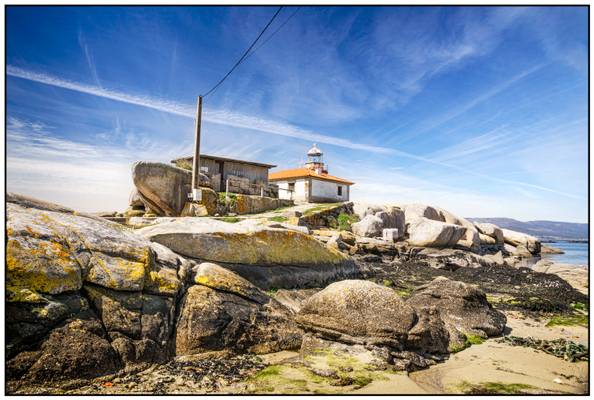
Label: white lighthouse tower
xmin=305 ymin=144 xmax=327 ymax=174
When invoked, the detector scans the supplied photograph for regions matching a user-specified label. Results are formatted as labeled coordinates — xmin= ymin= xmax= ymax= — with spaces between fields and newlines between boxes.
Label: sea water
xmin=542 ymin=241 xmax=589 ymax=267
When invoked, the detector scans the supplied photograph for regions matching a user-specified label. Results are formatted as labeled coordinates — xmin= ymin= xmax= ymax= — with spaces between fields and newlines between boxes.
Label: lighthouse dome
xmin=307 ymin=144 xmax=322 ymax=156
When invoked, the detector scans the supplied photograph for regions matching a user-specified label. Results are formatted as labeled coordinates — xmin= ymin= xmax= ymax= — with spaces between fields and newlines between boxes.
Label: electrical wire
xmin=201 ymin=6 xmax=284 ymax=98
xmin=243 ymin=7 xmax=301 ymax=61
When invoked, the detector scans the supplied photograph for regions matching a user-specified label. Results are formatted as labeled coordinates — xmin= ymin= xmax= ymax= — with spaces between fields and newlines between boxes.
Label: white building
xmin=269 ymin=145 xmax=354 ymax=203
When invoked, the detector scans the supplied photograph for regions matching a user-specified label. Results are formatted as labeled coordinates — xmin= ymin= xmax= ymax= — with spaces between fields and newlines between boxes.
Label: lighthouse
xmin=268 ymin=144 xmax=354 ymax=203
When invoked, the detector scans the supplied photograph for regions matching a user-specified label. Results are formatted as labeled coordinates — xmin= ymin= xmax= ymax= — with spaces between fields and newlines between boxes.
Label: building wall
xmin=275 ymin=179 xmax=308 ymax=202
xmin=310 ymin=178 xmax=349 ymax=202
xmin=222 ymin=161 xmax=269 ymax=185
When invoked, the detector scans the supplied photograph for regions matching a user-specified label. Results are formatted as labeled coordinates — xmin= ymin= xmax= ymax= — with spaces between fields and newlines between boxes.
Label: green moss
xmin=337 ymin=212 xmax=359 ymax=231
xmin=382 ymin=279 xmax=394 ymax=287
xmin=465 ymin=334 xmax=486 ymax=345
xmin=266 ymin=287 xmax=278 ymax=296
xmin=219 ymin=217 xmax=241 ymax=223
xmin=571 ymin=302 xmax=588 ymax=312
xmin=352 ymin=375 xmax=373 ymax=388
xmin=458 ymin=381 xmax=536 ymax=394
xmin=254 ymin=365 xmax=282 ymax=379
xmin=268 ymin=216 xmax=288 ymax=223
xmin=546 ymin=314 xmax=588 ymax=327
xmin=394 ymin=287 xmax=413 ymax=298
xmin=449 ymin=342 xmax=469 ymax=353
xmin=218 ymin=192 xmax=237 ymax=208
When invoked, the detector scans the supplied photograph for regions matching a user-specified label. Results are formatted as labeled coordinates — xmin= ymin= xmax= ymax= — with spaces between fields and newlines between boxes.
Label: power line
xmin=244 ymin=7 xmax=301 ymax=61
xmin=201 ymin=6 xmax=284 ymax=99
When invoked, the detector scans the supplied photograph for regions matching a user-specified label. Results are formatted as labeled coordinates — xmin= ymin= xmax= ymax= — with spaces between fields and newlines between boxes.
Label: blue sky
xmin=6 ymin=6 xmax=588 ymax=222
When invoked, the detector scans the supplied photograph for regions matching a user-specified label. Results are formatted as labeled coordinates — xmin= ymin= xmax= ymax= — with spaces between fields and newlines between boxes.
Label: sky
xmin=6 ymin=6 xmax=589 ymax=222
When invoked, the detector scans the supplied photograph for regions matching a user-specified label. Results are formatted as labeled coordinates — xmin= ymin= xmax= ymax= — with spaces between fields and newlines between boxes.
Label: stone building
xmin=171 ymin=154 xmax=278 ymax=196
xmin=269 ymin=145 xmax=355 ymax=203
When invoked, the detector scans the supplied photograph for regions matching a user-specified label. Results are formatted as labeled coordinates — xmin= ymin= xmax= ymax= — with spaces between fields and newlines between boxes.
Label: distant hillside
xmin=467 ymin=217 xmax=588 ymax=241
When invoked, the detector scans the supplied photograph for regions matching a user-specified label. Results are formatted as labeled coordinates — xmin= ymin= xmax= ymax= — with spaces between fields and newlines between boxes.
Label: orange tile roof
xmin=269 ymin=168 xmax=354 ymax=185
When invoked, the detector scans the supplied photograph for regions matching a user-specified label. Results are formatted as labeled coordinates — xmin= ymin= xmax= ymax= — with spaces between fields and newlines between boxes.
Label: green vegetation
xmin=302 ymin=203 xmax=342 ymax=216
xmin=571 ymin=302 xmax=588 ymax=312
xmin=458 ymin=381 xmax=536 ymax=394
xmin=449 ymin=342 xmax=470 ymax=353
xmin=337 ymin=212 xmax=359 ymax=231
xmin=394 ymin=287 xmax=413 ymax=298
xmin=218 ymin=192 xmax=237 ymax=208
xmin=382 ymin=279 xmax=394 ymax=287
xmin=546 ymin=314 xmax=588 ymax=328
xmin=268 ymin=216 xmax=288 ymax=223
xmin=253 ymin=365 xmax=282 ymax=379
xmin=219 ymin=217 xmax=241 ymax=223
xmin=266 ymin=287 xmax=278 ymax=296
xmin=465 ymin=334 xmax=486 ymax=345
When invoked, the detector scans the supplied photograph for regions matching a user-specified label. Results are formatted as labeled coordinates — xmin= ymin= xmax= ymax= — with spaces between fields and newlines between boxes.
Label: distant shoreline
xmin=541 ymin=239 xmax=588 ymax=244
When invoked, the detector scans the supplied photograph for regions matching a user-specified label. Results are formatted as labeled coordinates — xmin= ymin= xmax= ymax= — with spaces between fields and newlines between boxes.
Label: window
xmin=337 ymin=186 xmax=343 ymax=196
xmin=288 ymin=182 xmax=295 ymax=191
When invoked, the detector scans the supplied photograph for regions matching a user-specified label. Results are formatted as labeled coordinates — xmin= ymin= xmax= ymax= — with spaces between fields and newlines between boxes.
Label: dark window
xmin=337 ymin=186 xmax=342 ymax=196
xmin=288 ymin=182 xmax=295 ymax=191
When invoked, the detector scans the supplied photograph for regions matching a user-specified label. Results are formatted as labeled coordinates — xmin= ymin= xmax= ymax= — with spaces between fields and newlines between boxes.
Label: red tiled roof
xmin=269 ymin=168 xmax=354 ymax=185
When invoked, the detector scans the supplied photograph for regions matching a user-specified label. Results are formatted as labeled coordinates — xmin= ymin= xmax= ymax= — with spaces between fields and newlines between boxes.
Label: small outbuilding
xmin=269 ymin=145 xmax=354 ymax=203
xmin=171 ymin=154 xmax=277 ymax=195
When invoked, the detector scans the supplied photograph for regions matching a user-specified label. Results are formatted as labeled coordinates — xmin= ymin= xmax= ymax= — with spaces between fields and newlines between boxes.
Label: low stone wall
xmin=225 ymin=175 xmax=278 ymax=197
xmin=224 ymin=194 xmax=293 ymax=215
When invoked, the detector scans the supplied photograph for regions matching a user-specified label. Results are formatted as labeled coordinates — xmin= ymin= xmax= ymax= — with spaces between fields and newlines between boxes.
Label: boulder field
xmin=6 ymin=193 xmax=584 ymax=394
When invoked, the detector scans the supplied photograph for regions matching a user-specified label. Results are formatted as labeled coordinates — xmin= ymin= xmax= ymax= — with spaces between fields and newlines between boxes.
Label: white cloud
xmin=8 ymin=66 xmax=584 ymax=202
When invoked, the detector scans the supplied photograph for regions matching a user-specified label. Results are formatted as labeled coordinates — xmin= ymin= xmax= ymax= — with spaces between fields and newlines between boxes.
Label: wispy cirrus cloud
xmin=7 ymin=65 xmax=391 ymax=154
xmin=7 ymin=65 xmax=584 ymax=201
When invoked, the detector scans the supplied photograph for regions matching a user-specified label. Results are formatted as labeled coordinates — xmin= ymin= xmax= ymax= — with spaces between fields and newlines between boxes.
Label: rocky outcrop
xmin=407 ymin=277 xmax=507 ymax=340
xmin=176 ymin=263 xmax=302 ymax=355
xmin=401 ymin=204 xmax=481 ymax=252
xmin=6 ymin=195 xmax=305 ymax=386
xmin=298 ymin=202 xmax=354 ymax=229
xmin=296 ymin=278 xmax=505 ymax=370
xmin=296 ymin=280 xmax=416 ymax=348
xmin=132 ymin=161 xmax=211 ymax=217
xmin=138 ymin=218 xmax=350 ymax=267
xmin=351 ymin=204 xmax=405 ymax=239
xmin=474 ymin=222 xmax=504 ymax=245
xmin=500 ymin=228 xmax=541 ymax=255
xmin=351 ymin=214 xmax=383 ymax=237
xmin=138 ymin=218 xmax=358 ymax=289
xmin=406 ymin=218 xmax=466 ymax=248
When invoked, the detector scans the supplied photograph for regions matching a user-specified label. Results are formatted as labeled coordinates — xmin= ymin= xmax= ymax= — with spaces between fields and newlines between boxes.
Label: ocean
xmin=542 ymin=241 xmax=589 ymax=267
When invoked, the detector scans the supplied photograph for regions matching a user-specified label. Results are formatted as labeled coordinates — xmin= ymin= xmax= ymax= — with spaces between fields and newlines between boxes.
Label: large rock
xmin=138 ymin=218 xmax=350 ymax=267
xmin=400 ymin=203 xmax=442 ymax=222
xmin=351 ymin=205 xmax=405 ymax=239
xmin=7 ymin=202 xmax=184 ymax=298
xmin=6 ymin=195 xmax=195 ymax=383
xmin=84 ymin=285 xmax=177 ymax=365
xmin=435 ymin=208 xmax=480 ymax=252
xmin=407 ymin=277 xmax=506 ymax=340
xmin=132 ymin=161 xmax=211 ymax=217
xmin=406 ymin=218 xmax=466 ymax=248
xmin=351 ymin=214 xmax=383 ymax=237
xmin=176 ymin=264 xmax=302 ymax=355
xmin=500 ymin=228 xmax=541 ymax=255
xmin=474 ymin=222 xmax=504 ymax=244
xmin=8 ymin=318 xmax=120 ymax=383
xmin=296 ymin=280 xmax=416 ymax=349
xmin=138 ymin=218 xmax=358 ymax=289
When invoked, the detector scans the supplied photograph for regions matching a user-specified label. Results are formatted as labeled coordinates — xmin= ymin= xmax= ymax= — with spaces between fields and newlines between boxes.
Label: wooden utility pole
xmin=191 ymin=96 xmax=203 ymax=201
